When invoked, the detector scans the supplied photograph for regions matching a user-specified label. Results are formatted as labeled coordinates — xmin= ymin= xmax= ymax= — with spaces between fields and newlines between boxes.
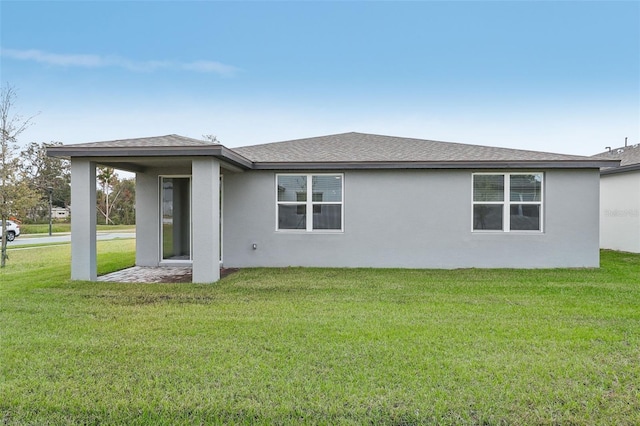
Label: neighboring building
xmin=52 ymin=207 xmax=70 ymax=220
xmin=48 ymin=132 xmax=617 ymax=283
xmin=593 ymin=144 xmax=640 ymax=253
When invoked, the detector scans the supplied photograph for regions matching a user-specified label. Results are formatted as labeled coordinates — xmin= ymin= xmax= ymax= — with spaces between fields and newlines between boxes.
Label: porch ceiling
xmin=87 ymin=156 xmax=244 ymax=173
xmin=90 ymin=156 xmax=193 ymax=173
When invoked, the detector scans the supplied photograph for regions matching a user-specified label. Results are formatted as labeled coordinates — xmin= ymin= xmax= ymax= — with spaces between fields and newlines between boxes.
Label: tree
xmin=97 ymin=166 xmax=119 ymax=225
xmin=19 ymin=141 xmax=71 ymax=222
xmin=110 ymin=177 xmax=135 ymax=225
xmin=202 ymin=134 xmax=219 ymax=144
xmin=96 ymin=169 xmax=136 ymax=225
xmin=0 ymin=84 xmax=39 ymax=267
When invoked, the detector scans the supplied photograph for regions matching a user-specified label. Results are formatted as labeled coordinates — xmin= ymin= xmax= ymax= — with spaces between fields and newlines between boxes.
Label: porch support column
xmin=192 ymin=158 xmax=220 ymax=283
xmin=70 ymin=159 xmax=97 ymax=281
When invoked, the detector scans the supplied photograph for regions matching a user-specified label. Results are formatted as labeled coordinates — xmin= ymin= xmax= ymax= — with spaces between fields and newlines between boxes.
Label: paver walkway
xmin=98 ymin=266 xmax=239 ymax=283
xmin=98 ymin=266 xmax=192 ymax=283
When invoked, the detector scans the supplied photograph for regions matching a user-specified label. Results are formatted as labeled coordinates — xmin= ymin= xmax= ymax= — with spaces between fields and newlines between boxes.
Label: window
xmin=473 ymin=173 xmax=543 ymax=232
xmin=277 ymin=174 xmax=343 ymax=231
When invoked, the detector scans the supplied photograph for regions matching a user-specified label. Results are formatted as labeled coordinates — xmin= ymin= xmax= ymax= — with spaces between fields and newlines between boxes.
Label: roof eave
xmin=47 ymin=145 xmax=254 ymax=170
xmin=601 ymin=163 xmax=640 ymax=175
xmin=47 ymin=144 xmax=620 ymax=171
xmin=250 ymin=160 xmax=620 ymax=170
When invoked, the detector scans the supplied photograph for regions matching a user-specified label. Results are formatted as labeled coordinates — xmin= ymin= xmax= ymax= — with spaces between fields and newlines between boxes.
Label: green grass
xmin=1 ymin=247 xmax=639 ymax=425
xmin=14 ymin=222 xmax=72 ymax=234
xmin=18 ymin=223 xmax=135 ymax=234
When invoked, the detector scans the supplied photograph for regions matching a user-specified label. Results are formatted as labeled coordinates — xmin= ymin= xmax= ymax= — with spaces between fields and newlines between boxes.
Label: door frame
xmin=159 ymin=175 xmax=192 ymax=264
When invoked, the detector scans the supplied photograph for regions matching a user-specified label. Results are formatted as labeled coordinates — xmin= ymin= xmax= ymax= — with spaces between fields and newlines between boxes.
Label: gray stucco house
xmin=593 ymin=144 xmax=640 ymax=253
xmin=48 ymin=132 xmax=618 ymax=283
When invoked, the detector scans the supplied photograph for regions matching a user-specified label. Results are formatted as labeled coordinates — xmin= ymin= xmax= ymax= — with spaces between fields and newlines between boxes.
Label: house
xmin=593 ymin=144 xmax=640 ymax=253
xmin=52 ymin=207 xmax=70 ymax=220
xmin=47 ymin=132 xmax=618 ymax=283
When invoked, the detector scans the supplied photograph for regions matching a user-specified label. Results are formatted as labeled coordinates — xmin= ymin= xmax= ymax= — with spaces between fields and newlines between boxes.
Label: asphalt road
xmin=7 ymin=232 xmax=136 ymax=247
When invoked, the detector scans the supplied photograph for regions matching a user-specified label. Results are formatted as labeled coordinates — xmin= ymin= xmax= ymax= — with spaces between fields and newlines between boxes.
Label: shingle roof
xmin=592 ymin=144 xmax=640 ymax=168
xmin=234 ymin=132 xmax=605 ymax=163
xmin=48 ymin=132 xmax=618 ymax=171
xmin=46 ymin=134 xmax=254 ymax=170
xmin=591 ymin=144 xmax=640 ymax=175
xmin=58 ymin=134 xmax=217 ymax=148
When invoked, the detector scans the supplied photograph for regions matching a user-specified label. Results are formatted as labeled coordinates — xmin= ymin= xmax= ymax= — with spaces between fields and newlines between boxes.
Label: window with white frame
xmin=472 ymin=173 xmax=543 ymax=232
xmin=277 ymin=174 xmax=343 ymax=231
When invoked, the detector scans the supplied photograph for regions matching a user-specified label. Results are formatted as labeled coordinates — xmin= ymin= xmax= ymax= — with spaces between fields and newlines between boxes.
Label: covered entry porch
xmin=47 ymin=135 xmax=252 ymax=283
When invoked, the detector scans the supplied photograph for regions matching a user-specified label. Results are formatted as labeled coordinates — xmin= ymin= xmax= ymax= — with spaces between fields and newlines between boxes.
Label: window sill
xmin=275 ymin=229 xmax=344 ymax=234
xmin=472 ymin=230 xmax=544 ymax=234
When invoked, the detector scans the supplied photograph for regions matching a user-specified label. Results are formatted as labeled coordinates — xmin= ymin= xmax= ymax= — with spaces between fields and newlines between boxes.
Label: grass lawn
xmin=1 ymin=243 xmax=639 ymax=425
xmin=18 ymin=223 xmax=135 ymax=234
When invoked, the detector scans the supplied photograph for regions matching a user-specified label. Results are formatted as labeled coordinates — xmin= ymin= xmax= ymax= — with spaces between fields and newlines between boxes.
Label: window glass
xmin=312 ymin=175 xmax=342 ymax=202
xmin=313 ymin=205 xmax=342 ymax=230
xmin=510 ymin=204 xmax=540 ymax=230
xmin=161 ymin=177 xmax=191 ymax=260
xmin=278 ymin=205 xmax=306 ymax=229
xmin=473 ymin=175 xmax=504 ymax=202
xmin=473 ymin=205 xmax=503 ymax=230
xmin=510 ymin=174 xmax=542 ymax=202
xmin=277 ymin=175 xmax=306 ymax=202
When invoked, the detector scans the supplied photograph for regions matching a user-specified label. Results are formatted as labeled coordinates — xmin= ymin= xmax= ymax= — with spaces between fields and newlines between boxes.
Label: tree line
xmin=16 ymin=142 xmax=136 ymax=226
xmin=1 ymin=84 xmax=137 ymax=267
xmin=1 ymin=83 xmax=136 ymax=263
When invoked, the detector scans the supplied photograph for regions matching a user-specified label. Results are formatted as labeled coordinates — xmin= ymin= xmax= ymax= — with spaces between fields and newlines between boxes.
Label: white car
xmin=4 ymin=220 xmax=20 ymax=242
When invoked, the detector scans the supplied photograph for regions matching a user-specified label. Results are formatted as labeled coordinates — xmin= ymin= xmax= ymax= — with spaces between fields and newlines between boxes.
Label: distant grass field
xmin=1 ymin=245 xmax=639 ymax=425
xmin=18 ymin=223 xmax=135 ymax=234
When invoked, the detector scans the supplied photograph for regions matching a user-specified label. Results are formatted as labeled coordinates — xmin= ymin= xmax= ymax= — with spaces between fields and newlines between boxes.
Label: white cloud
xmin=0 ymin=48 xmax=238 ymax=75
xmin=181 ymin=60 xmax=238 ymax=76
xmin=1 ymin=48 xmax=105 ymax=67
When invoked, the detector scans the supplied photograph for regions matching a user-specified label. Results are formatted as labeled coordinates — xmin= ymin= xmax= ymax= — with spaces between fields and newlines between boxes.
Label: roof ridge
xmin=235 ymin=131 xmax=592 ymax=159
xmin=52 ymin=134 xmax=217 ymax=148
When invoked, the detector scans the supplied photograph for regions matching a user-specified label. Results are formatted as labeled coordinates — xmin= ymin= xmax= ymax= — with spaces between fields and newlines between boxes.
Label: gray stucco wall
xmin=135 ymin=171 xmax=160 ymax=266
xmin=222 ymin=169 xmax=601 ymax=268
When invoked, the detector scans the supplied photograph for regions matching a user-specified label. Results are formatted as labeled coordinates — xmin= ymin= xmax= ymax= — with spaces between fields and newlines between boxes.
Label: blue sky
xmin=1 ymin=1 xmax=638 ymax=155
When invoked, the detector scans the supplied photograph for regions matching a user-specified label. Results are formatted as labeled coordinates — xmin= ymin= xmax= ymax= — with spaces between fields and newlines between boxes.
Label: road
xmin=7 ymin=232 xmax=136 ymax=247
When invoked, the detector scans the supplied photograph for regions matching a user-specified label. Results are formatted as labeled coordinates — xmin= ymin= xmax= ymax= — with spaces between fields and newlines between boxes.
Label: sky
xmin=1 ymin=1 xmax=638 ymax=156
